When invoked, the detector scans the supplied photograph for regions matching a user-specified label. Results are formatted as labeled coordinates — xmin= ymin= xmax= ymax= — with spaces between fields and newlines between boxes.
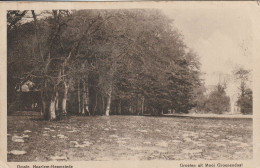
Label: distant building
xmin=16 ymin=80 xmax=41 ymax=111
xmin=16 ymin=80 xmax=35 ymax=92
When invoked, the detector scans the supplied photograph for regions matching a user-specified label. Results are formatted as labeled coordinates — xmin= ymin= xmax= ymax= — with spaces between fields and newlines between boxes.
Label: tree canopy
xmin=8 ymin=9 xmax=202 ymax=120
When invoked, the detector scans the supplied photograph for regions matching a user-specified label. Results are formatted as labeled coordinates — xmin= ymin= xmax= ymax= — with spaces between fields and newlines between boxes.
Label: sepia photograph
xmin=1 ymin=1 xmax=260 ymax=168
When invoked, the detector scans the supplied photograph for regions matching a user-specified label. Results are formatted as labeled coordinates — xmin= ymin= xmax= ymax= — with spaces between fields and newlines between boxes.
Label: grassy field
xmin=7 ymin=112 xmax=252 ymax=161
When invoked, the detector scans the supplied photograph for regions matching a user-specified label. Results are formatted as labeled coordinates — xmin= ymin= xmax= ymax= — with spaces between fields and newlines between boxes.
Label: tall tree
xmin=233 ymin=67 xmax=252 ymax=114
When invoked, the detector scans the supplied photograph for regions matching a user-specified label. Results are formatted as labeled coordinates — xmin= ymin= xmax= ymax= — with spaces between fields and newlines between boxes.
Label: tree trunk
xmin=41 ymin=82 xmax=48 ymax=119
xmin=31 ymin=10 xmax=44 ymax=61
xmin=61 ymin=97 xmax=67 ymax=114
xmin=161 ymin=109 xmax=164 ymax=115
xmin=49 ymin=99 xmax=56 ymax=120
xmin=42 ymin=100 xmax=47 ymax=118
xmin=55 ymin=92 xmax=59 ymax=112
xmin=77 ymin=80 xmax=81 ymax=114
xmin=93 ymin=92 xmax=97 ymax=116
xmin=129 ymin=102 xmax=132 ymax=114
xmin=82 ymin=80 xmax=90 ymax=115
xmin=102 ymin=95 xmax=104 ymax=115
xmin=62 ymin=83 xmax=69 ymax=115
xmin=118 ymin=99 xmax=121 ymax=115
xmin=81 ymin=97 xmax=85 ymax=115
xmin=114 ymin=102 xmax=117 ymax=115
xmin=86 ymin=83 xmax=90 ymax=115
xmin=40 ymin=89 xmax=44 ymax=116
xmin=49 ymin=92 xmax=57 ymax=120
xmin=105 ymin=85 xmax=112 ymax=116
xmin=141 ymin=97 xmax=144 ymax=115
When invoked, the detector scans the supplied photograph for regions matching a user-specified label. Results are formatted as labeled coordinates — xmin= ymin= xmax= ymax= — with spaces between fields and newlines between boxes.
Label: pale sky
xmin=163 ymin=5 xmax=254 ymax=86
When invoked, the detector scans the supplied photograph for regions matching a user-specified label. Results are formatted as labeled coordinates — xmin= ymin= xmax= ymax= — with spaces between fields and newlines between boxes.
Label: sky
xmin=163 ymin=4 xmax=254 ymax=87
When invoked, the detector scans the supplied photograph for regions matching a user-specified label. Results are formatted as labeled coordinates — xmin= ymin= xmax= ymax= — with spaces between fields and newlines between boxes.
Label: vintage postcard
xmin=0 ymin=1 xmax=260 ymax=168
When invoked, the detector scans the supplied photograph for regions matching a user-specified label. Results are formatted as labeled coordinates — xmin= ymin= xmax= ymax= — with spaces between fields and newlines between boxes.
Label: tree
xmin=233 ymin=67 xmax=252 ymax=114
xmin=8 ymin=10 xmax=75 ymax=119
xmin=191 ymin=84 xmax=207 ymax=113
xmin=204 ymin=84 xmax=230 ymax=114
xmin=7 ymin=10 xmax=36 ymax=112
xmin=237 ymin=88 xmax=252 ymax=114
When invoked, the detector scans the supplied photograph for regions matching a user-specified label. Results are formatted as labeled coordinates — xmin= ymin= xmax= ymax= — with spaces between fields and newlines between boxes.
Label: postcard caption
xmin=179 ymin=163 xmax=243 ymax=168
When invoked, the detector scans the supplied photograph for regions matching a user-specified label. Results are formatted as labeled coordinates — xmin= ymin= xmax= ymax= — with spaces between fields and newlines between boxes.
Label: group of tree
xmin=193 ymin=67 xmax=253 ymax=115
xmin=193 ymin=83 xmax=230 ymax=114
xmin=7 ymin=9 xmax=202 ymax=120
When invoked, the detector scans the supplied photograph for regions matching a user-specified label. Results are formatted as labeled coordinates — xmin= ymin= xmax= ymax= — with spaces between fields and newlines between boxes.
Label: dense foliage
xmin=7 ymin=9 xmax=202 ymax=119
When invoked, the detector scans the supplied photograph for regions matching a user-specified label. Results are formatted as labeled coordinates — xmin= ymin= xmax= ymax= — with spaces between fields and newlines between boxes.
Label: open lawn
xmin=7 ymin=112 xmax=252 ymax=161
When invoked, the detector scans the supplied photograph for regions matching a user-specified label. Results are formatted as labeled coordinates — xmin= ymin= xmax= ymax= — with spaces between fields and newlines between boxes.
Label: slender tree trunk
xmin=141 ymin=97 xmax=144 ymax=115
xmin=102 ymin=95 xmax=104 ymax=115
xmin=93 ymin=92 xmax=97 ymax=116
xmin=136 ymin=98 xmax=139 ymax=115
xmin=105 ymin=85 xmax=112 ymax=116
xmin=33 ymin=10 xmax=46 ymax=118
xmin=129 ymin=102 xmax=132 ymax=114
xmin=161 ymin=109 xmax=164 ymax=115
xmin=62 ymin=83 xmax=69 ymax=115
xmin=40 ymin=89 xmax=44 ymax=116
xmin=115 ymin=102 xmax=117 ymax=115
xmin=49 ymin=99 xmax=56 ymax=120
xmin=86 ymin=83 xmax=90 ymax=115
xmin=55 ymin=92 xmax=59 ymax=112
xmin=49 ymin=91 xmax=58 ymax=120
xmin=81 ymin=96 xmax=85 ymax=115
xmin=31 ymin=10 xmax=44 ymax=61
xmin=77 ymin=80 xmax=81 ymax=114
xmin=42 ymin=100 xmax=47 ymax=118
xmin=82 ymin=80 xmax=90 ymax=115
xmin=41 ymin=81 xmax=48 ymax=119
xmin=118 ymin=99 xmax=121 ymax=115
xmin=61 ymin=96 xmax=67 ymax=114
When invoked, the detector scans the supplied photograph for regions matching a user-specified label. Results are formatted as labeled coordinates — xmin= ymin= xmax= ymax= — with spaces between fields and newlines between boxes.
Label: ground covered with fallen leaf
xmin=7 ymin=112 xmax=252 ymax=161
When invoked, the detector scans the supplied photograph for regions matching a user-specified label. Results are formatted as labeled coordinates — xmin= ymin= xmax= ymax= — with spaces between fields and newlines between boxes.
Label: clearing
xmin=7 ymin=112 xmax=252 ymax=161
